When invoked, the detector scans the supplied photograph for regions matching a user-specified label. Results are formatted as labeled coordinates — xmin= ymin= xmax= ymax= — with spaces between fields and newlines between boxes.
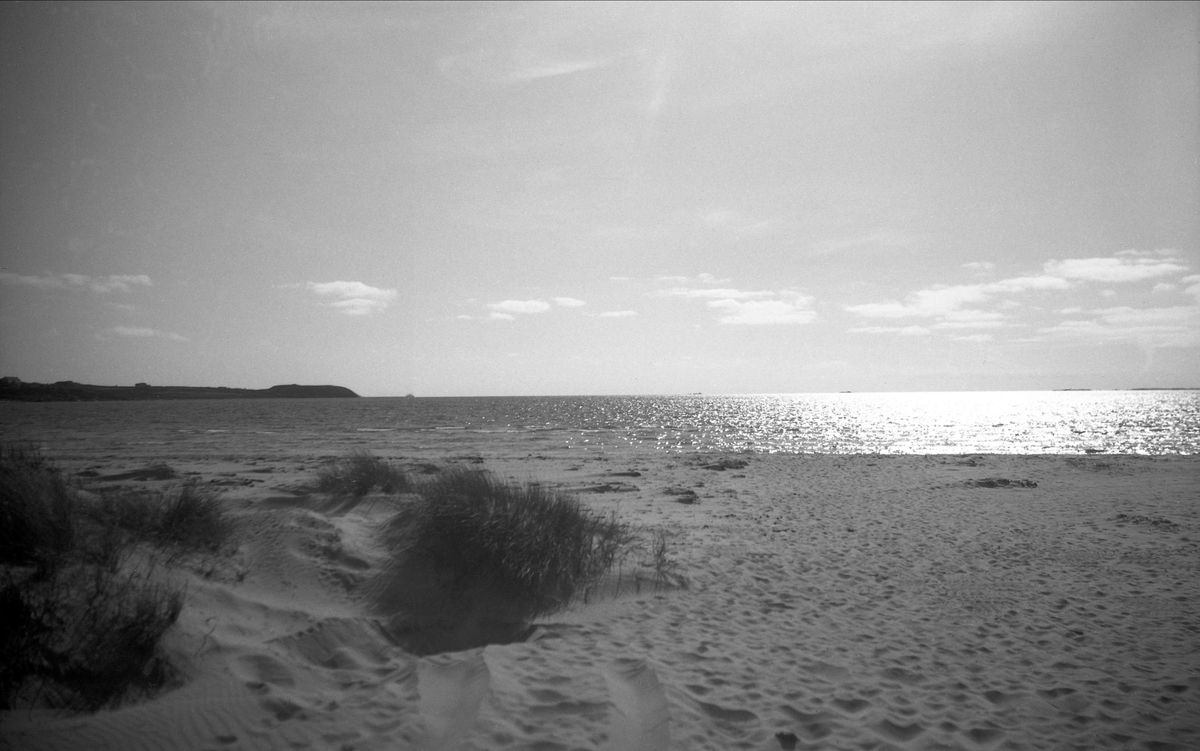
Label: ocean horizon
xmin=3 ymin=389 xmax=1198 ymax=457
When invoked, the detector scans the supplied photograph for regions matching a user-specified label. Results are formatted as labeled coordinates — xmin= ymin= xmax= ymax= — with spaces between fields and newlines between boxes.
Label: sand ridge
xmin=3 ymin=451 xmax=1198 ymax=750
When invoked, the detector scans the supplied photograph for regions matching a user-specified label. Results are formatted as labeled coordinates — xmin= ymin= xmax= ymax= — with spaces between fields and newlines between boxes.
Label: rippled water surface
xmin=3 ymin=391 xmax=1198 ymax=457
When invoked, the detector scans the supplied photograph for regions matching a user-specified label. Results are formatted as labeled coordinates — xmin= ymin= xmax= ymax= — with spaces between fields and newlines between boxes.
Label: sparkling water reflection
xmin=2 ymin=391 xmax=1197 ymax=457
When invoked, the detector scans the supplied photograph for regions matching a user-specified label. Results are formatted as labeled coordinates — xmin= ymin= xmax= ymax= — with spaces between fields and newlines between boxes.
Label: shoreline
xmin=4 ymin=449 xmax=1199 ymax=750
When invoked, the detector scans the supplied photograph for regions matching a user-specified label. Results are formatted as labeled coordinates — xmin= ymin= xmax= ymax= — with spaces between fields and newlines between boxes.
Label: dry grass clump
xmin=0 ymin=443 xmax=75 ymax=572
xmin=0 ymin=444 xmax=232 ymax=711
xmin=384 ymin=468 xmax=635 ymax=621
xmin=3 ymin=558 xmax=182 ymax=711
xmin=314 ymin=450 xmax=409 ymax=498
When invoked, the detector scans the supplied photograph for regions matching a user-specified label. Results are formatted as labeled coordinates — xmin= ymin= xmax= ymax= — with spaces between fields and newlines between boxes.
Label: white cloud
xmin=306 ymin=280 xmax=398 ymax=315
xmin=657 ymin=287 xmax=774 ymax=300
xmin=1044 ymin=250 xmax=1188 ymax=283
xmin=553 ymin=297 xmax=586 ymax=308
xmin=951 ymin=333 xmax=994 ymax=342
xmin=931 ymin=309 xmax=1008 ymax=329
xmin=0 ymin=272 xmax=152 ymax=293
xmin=847 ymin=275 xmax=1071 ymax=322
xmin=988 ymin=275 xmax=1072 ymax=293
xmin=598 ymin=310 xmax=638 ymax=318
xmin=708 ymin=297 xmax=816 ymax=325
xmin=439 ymin=48 xmax=622 ymax=87
xmin=846 ymin=286 xmax=985 ymax=318
xmin=487 ymin=299 xmax=551 ymax=315
xmin=112 ymin=326 xmax=155 ymax=337
xmin=654 ymin=277 xmax=815 ymax=325
xmin=962 ymin=261 xmax=995 ymax=273
xmin=1039 ymin=306 xmax=1200 ymax=348
xmin=846 ymin=252 xmax=1193 ymax=341
xmin=110 ymin=326 xmax=188 ymax=342
xmin=653 ymin=273 xmax=730 ymax=286
xmin=1183 ymin=275 xmax=1200 ymax=302
xmin=849 ymin=325 xmax=932 ymax=336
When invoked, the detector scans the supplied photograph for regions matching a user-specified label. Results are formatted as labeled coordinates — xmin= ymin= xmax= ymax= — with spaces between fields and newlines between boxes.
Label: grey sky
xmin=1 ymin=2 xmax=1197 ymax=395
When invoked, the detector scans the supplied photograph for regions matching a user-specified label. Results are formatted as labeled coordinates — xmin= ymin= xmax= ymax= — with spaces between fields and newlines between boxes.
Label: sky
xmin=1 ymin=1 xmax=1197 ymax=396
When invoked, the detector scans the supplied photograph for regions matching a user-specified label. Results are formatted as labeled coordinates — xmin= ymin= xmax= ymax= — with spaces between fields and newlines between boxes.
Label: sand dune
xmin=3 ymin=451 xmax=1198 ymax=750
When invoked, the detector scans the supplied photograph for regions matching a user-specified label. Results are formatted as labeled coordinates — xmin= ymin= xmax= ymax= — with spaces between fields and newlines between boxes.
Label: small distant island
xmin=0 ymin=378 xmax=359 ymax=402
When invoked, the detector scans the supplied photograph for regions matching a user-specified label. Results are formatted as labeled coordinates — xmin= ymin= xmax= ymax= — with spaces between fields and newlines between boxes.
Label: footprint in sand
xmin=603 ymin=658 xmax=671 ymax=751
xmin=418 ymin=652 xmax=491 ymax=751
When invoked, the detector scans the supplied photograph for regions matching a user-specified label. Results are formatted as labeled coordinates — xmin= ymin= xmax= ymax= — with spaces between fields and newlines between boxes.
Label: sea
xmin=2 ymin=391 xmax=1198 ymax=459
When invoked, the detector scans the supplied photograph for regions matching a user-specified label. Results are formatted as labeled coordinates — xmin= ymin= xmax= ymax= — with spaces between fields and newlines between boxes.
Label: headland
xmin=0 ymin=379 xmax=358 ymax=401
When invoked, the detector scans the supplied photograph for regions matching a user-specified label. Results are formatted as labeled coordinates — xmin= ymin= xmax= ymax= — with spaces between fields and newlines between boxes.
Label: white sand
xmin=3 ymin=450 xmax=1198 ymax=751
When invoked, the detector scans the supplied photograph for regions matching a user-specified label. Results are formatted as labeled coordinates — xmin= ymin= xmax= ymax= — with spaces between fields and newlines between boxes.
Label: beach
xmin=3 ymin=446 xmax=1198 ymax=751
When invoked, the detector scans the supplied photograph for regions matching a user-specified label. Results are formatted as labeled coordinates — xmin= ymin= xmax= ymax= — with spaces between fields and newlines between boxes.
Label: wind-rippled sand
xmin=3 ymin=451 xmax=1198 ymax=751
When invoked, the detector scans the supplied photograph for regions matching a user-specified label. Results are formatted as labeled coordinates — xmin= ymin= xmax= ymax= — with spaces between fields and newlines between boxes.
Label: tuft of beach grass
xmin=0 ymin=443 xmax=232 ymax=711
xmin=380 ymin=468 xmax=638 ymax=634
xmin=314 ymin=450 xmax=409 ymax=498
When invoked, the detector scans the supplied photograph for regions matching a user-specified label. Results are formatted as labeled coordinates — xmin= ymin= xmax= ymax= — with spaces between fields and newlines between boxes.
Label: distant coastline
xmin=0 ymin=379 xmax=359 ymax=402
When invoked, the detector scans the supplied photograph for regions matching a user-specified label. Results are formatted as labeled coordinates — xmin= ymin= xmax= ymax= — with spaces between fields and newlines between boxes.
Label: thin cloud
xmin=849 ymin=250 xmax=1197 ymax=345
xmin=654 ymin=272 xmax=730 ymax=286
xmin=487 ymin=299 xmax=552 ymax=315
xmin=597 ymin=310 xmax=638 ymax=318
xmin=306 ymin=280 xmax=398 ymax=316
xmin=654 ymin=276 xmax=815 ymax=325
xmin=951 ymin=333 xmax=994 ymax=342
xmin=1184 ymin=275 xmax=1200 ymax=302
xmin=709 ymin=297 xmax=817 ymax=325
xmin=1039 ymin=306 xmax=1199 ymax=348
xmin=656 ymin=287 xmax=774 ymax=300
xmin=1044 ymin=250 xmax=1188 ymax=283
xmin=553 ymin=297 xmax=586 ymax=308
xmin=439 ymin=49 xmax=623 ymax=86
xmin=847 ymin=276 xmax=1069 ymax=320
xmin=110 ymin=326 xmax=188 ymax=342
xmin=849 ymin=248 xmax=1195 ymax=343
xmin=0 ymin=272 xmax=151 ymax=293
xmin=849 ymin=325 xmax=932 ymax=336
xmin=930 ymin=310 xmax=1007 ymax=329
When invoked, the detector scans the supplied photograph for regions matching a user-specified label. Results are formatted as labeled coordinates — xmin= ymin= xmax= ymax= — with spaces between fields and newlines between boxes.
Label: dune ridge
xmin=3 ymin=451 xmax=1198 ymax=750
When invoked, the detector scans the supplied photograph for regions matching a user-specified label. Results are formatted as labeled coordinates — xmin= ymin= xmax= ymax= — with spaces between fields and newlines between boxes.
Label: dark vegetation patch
xmin=384 ymin=468 xmax=633 ymax=618
xmin=1 ymin=443 xmax=233 ymax=711
xmin=313 ymin=450 xmax=409 ymax=498
xmin=1065 ymin=457 xmax=1117 ymax=471
xmin=1109 ymin=513 xmax=1180 ymax=532
xmin=699 ymin=457 xmax=749 ymax=471
xmin=663 ymin=486 xmax=700 ymax=504
xmin=357 ymin=462 xmax=685 ymax=655
xmin=576 ymin=481 xmax=639 ymax=493
xmin=100 ymin=463 xmax=178 ymax=482
xmin=964 ymin=478 xmax=1038 ymax=489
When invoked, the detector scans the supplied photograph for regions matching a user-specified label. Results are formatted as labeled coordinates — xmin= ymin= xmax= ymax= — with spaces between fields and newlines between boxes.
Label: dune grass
xmin=0 ymin=444 xmax=232 ymax=711
xmin=314 ymin=450 xmax=409 ymax=498
xmin=0 ymin=443 xmax=76 ymax=573
xmin=383 ymin=468 xmax=637 ymax=623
